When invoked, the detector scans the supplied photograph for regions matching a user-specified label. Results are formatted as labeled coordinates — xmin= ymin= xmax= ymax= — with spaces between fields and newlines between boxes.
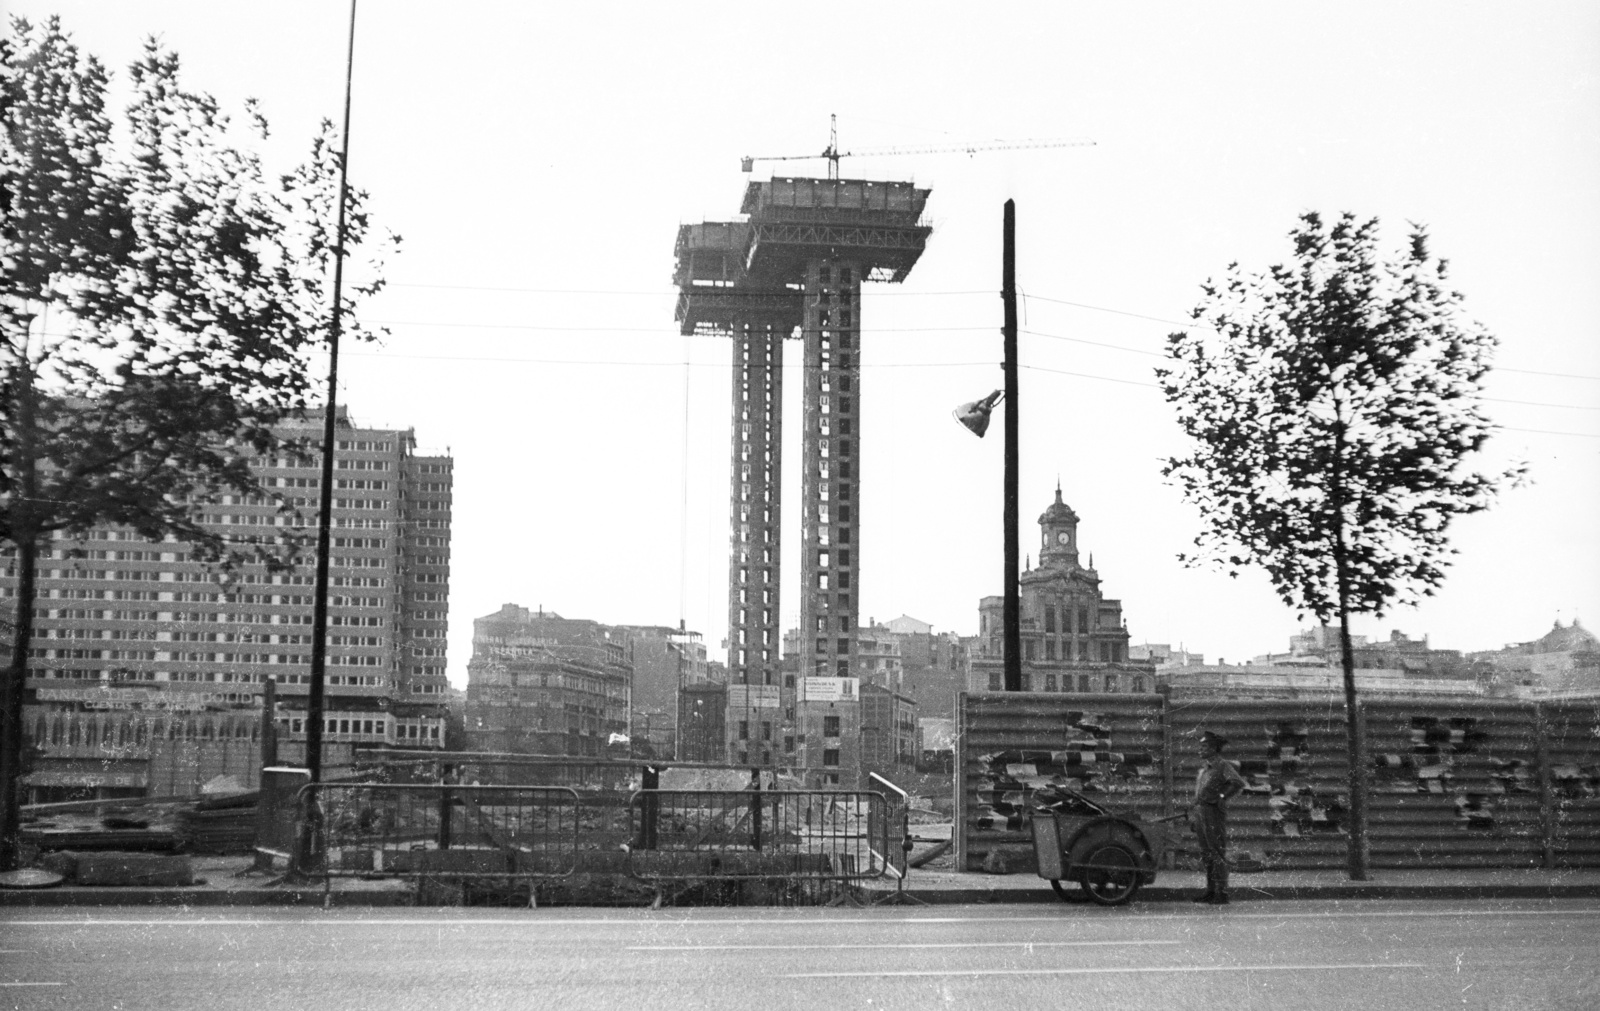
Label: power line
xmin=367 ymin=319 xmax=996 ymax=334
xmin=343 ymin=350 xmax=993 ymax=369
xmin=1022 ymin=327 xmax=1164 ymax=358
xmin=1021 ymin=292 xmax=1600 ymax=383
xmin=387 ymin=282 xmax=996 ymax=298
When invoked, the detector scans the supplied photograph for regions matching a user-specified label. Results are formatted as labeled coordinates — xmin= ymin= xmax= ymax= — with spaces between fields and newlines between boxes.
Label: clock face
xmin=1057 ymin=532 xmax=1071 ymax=545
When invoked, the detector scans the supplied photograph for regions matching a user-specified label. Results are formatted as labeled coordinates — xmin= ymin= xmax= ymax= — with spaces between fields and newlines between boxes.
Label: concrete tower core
xmin=674 ymin=177 xmax=931 ymax=782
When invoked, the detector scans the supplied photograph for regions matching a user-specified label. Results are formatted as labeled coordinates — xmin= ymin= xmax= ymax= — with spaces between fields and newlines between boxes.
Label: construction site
xmin=673 ymin=162 xmax=933 ymax=786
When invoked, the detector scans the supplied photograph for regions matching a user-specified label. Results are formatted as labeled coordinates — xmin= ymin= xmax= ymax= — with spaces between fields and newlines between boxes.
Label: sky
xmin=10 ymin=2 xmax=1599 ymax=684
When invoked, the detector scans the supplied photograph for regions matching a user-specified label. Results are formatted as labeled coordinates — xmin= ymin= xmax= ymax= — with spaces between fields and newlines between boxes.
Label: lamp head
xmin=953 ymin=390 xmax=1005 ymax=438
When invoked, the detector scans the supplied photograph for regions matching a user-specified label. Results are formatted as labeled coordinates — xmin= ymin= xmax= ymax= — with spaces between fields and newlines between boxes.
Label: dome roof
xmin=1039 ymin=484 xmax=1078 ymax=525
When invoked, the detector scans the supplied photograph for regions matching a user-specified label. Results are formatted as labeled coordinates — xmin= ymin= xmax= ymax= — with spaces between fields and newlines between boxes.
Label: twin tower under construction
xmin=673 ymin=176 xmax=931 ymax=782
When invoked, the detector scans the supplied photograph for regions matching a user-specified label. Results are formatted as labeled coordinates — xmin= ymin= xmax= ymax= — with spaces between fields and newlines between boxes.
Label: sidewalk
xmin=866 ymin=865 xmax=1600 ymax=904
xmin=4 ymin=856 xmax=1599 ymax=907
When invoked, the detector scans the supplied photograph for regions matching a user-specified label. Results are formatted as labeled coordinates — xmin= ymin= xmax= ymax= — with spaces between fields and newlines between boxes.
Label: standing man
xmin=1191 ymin=730 xmax=1246 ymax=904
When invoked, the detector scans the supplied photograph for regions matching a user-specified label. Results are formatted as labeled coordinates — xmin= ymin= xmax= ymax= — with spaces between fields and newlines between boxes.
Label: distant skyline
xmin=11 ymin=2 xmax=1598 ymax=685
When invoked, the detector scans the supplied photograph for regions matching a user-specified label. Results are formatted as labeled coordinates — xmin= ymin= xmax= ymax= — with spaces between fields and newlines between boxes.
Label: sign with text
xmin=800 ymin=677 xmax=859 ymax=703
xmin=34 ymin=686 xmax=251 ymax=711
xmin=727 ymin=685 xmax=781 ymax=709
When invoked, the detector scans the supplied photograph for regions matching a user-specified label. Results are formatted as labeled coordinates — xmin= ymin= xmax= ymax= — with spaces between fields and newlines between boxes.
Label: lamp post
xmin=953 ymin=200 xmax=1022 ymax=692
xmin=304 ymin=0 xmax=359 ymax=785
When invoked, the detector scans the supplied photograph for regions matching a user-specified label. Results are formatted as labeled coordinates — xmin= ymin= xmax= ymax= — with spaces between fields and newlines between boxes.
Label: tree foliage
xmin=0 ymin=15 xmax=394 ymax=870
xmin=1 ymin=15 xmax=393 ymax=562
xmin=1156 ymin=211 xmax=1521 ymax=624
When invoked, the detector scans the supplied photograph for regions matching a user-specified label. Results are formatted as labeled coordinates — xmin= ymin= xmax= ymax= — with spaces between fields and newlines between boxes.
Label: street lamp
xmin=954 ymin=200 xmax=1022 ymax=693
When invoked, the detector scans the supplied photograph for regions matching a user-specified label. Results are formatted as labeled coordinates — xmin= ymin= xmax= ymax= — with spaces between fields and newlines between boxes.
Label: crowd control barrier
xmin=298 ymin=782 xmax=582 ymax=880
xmin=624 ymin=788 xmax=892 ymax=884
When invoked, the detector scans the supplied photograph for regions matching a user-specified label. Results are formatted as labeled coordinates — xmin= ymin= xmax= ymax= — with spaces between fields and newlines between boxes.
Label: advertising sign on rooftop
xmin=800 ymin=677 xmax=859 ymax=703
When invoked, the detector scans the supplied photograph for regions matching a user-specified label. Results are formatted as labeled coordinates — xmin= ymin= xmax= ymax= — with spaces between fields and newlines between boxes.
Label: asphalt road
xmin=2 ymin=899 xmax=1596 ymax=1010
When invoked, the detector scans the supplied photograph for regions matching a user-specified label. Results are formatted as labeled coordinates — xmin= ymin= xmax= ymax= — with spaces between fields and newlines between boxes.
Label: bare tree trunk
xmin=1330 ymin=418 xmax=1371 ymax=881
xmin=1 ymin=345 xmax=41 ymax=871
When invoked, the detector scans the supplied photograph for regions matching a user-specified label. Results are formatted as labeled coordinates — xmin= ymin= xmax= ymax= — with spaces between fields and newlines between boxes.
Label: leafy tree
xmin=0 ymin=17 xmax=393 ymax=869
xmin=1156 ymin=211 xmax=1522 ymax=879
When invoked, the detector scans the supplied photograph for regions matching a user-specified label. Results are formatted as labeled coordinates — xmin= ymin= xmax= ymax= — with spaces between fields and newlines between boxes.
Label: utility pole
xmin=1002 ymin=200 xmax=1021 ymax=693
xmin=305 ymin=0 xmax=359 ymax=783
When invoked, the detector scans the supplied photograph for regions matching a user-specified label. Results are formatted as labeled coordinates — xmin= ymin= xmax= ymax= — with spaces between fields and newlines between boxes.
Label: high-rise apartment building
xmin=1 ymin=408 xmax=452 ymax=797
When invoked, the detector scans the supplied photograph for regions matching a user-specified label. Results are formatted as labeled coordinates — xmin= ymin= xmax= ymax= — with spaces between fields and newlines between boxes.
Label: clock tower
xmin=1038 ymin=482 xmax=1080 ymax=570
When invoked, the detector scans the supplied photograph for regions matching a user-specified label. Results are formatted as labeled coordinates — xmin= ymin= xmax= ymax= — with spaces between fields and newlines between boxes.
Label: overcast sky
xmin=13 ymin=2 xmax=1599 ymax=682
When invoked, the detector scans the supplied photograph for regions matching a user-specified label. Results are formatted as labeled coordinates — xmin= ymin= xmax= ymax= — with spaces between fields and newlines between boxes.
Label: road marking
xmin=0 ymin=982 xmax=64 ymax=987
xmin=630 ymin=940 xmax=1181 ymax=951
xmin=4 ymin=909 xmax=1597 ymax=928
xmin=784 ymin=962 xmax=1429 ymax=979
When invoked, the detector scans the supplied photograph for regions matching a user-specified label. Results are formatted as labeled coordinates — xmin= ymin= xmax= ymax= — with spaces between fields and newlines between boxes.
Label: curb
xmin=6 ymin=882 xmax=1600 ymax=908
xmin=0 ymin=888 xmax=412 ymax=908
xmin=869 ymin=883 xmax=1600 ymax=904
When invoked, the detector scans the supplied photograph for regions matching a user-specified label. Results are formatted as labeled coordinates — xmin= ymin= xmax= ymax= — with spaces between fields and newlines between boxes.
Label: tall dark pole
xmin=1002 ymin=200 xmax=1022 ymax=693
xmin=306 ymin=0 xmax=359 ymax=782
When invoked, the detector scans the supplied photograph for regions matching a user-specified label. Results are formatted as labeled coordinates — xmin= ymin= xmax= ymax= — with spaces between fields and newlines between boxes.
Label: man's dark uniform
xmin=1191 ymin=731 xmax=1247 ymax=904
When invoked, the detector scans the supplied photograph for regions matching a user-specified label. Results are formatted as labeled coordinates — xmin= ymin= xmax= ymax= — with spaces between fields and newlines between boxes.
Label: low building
xmin=1129 ymin=643 xmax=1205 ymax=668
xmin=614 ymin=622 xmax=711 ymax=760
xmin=1162 ymin=663 xmax=1484 ymax=699
xmin=1469 ymin=619 xmax=1600 ymax=699
xmin=859 ymin=682 xmax=917 ymax=779
xmin=463 ymin=605 xmax=630 ymax=758
xmin=677 ymin=681 xmax=727 ymax=762
xmin=1266 ymin=625 xmax=1472 ymax=679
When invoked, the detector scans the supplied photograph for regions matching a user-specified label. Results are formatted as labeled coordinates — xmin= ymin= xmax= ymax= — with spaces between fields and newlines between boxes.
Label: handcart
xmin=1028 ymin=786 xmax=1184 ymax=906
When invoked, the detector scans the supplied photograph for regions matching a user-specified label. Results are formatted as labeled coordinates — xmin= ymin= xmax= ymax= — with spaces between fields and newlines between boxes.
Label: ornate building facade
xmin=969 ymin=487 xmax=1155 ymax=694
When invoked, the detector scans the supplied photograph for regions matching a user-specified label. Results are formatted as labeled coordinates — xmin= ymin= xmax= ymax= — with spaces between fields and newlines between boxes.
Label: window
xmin=1045 ymin=674 xmax=1057 ymax=692
xmin=761 ymin=721 xmax=772 ymax=741
xmin=1078 ymin=674 xmax=1091 ymax=693
xmin=1104 ymin=675 xmax=1117 ymax=693
xmin=1044 ymin=608 xmax=1056 ymax=634
xmin=738 ymin=721 xmax=749 ymax=741
xmin=1045 ymin=640 xmax=1056 ymax=660
xmin=822 ymin=749 xmax=840 ymax=767
xmin=988 ymin=671 xmax=1002 ymax=690
xmin=823 ymin=716 xmax=840 ymax=737
xmin=783 ymin=736 xmax=795 ymax=752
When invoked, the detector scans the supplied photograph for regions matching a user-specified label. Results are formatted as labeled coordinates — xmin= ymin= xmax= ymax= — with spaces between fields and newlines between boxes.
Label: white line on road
xmin=0 ymin=982 xmax=64 ymax=987
xmin=630 ymin=941 xmax=1181 ymax=951
xmin=4 ymin=909 xmax=1597 ymax=928
xmin=785 ymin=962 xmax=1429 ymax=979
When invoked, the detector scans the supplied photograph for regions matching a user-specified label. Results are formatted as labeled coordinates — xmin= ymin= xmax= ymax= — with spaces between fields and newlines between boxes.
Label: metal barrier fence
xmin=625 ymin=789 xmax=891 ymax=883
xmin=299 ymin=782 xmax=582 ymax=879
xmin=958 ymin=691 xmax=1600 ymax=872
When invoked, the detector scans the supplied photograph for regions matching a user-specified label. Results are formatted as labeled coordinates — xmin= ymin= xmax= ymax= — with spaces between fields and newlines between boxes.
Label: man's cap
xmin=1199 ymin=730 xmax=1229 ymax=750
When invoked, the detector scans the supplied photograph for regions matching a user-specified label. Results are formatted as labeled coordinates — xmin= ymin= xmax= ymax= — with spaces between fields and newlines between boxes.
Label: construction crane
xmin=741 ymin=114 xmax=1095 ymax=178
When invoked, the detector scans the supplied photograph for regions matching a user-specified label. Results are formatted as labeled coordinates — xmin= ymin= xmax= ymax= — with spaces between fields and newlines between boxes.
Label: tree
xmin=1156 ymin=211 xmax=1522 ymax=880
xmin=0 ymin=17 xmax=393 ymax=869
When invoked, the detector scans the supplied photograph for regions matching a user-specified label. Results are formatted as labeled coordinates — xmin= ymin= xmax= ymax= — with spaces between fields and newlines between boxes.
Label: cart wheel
xmin=1078 ymin=842 xmax=1140 ymax=906
xmin=1049 ymin=879 xmax=1073 ymax=902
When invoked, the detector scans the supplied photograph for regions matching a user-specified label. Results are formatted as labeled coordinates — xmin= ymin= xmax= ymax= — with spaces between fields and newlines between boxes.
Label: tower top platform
xmin=739 ymin=176 xmax=932 ymax=284
xmin=741 ymin=177 xmax=930 ymax=224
